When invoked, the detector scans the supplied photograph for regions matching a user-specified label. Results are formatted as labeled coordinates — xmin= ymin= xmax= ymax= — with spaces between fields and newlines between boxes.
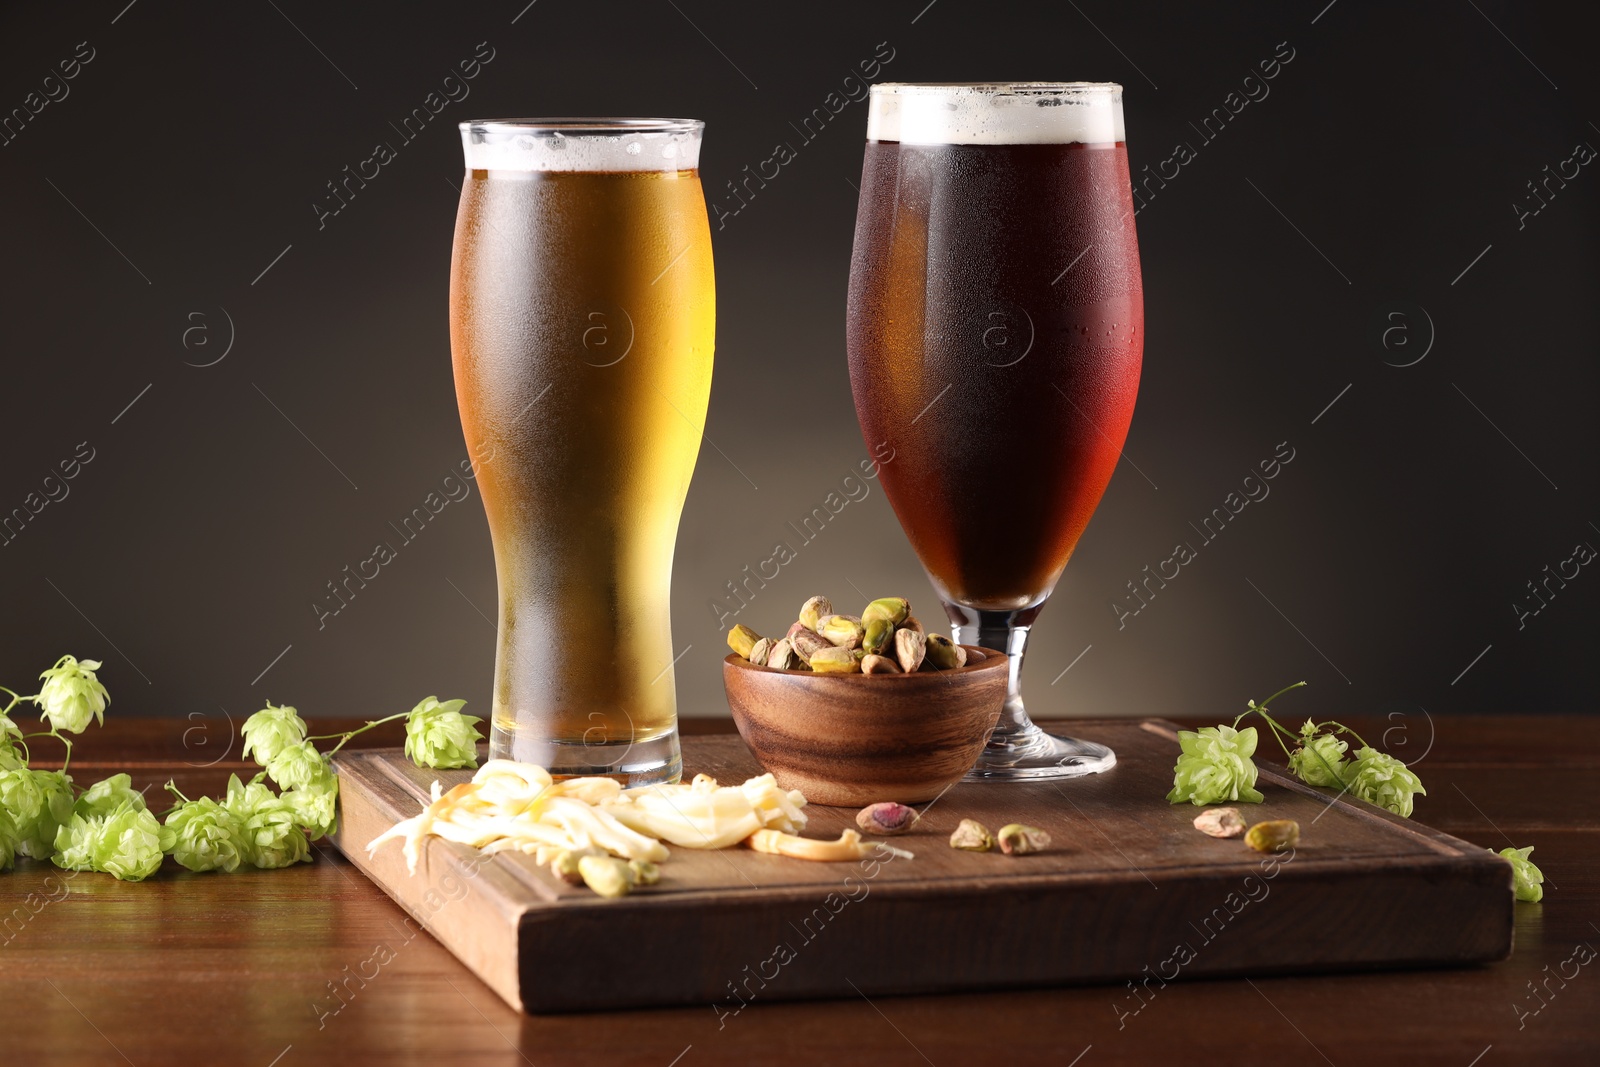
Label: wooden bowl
xmin=721 ymin=646 xmax=1008 ymax=806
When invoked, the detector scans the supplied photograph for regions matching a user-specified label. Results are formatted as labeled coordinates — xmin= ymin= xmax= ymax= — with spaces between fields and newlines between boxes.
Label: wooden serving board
xmin=330 ymin=719 xmax=1513 ymax=1014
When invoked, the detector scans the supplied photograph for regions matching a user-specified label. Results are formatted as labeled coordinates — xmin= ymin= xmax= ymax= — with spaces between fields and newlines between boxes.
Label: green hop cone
xmin=34 ymin=655 xmax=110 ymax=735
xmin=0 ymin=767 xmax=75 ymax=859
xmin=0 ymin=805 xmax=18 ymax=870
xmin=403 ymin=697 xmax=484 ymax=770
xmin=241 ymin=702 xmax=308 ymax=766
xmin=74 ymin=773 xmax=147 ymax=819
xmin=0 ymin=739 xmax=22 ymax=773
xmin=1167 ymin=725 xmax=1264 ymax=806
xmin=1286 ymin=731 xmax=1349 ymax=788
xmin=1497 ymin=846 xmax=1544 ymax=903
xmin=0 ymin=711 xmax=24 ymax=771
xmin=224 ymin=774 xmax=310 ymax=869
xmin=265 ymin=739 xmax=332 ymax=792
xmin=160 ymin=797 xmax=250 ymax=873
xmin=283 ymin=778 xmax=339 ymax=841
xmin=1343 ymin=745 xmax=1426 ymax=818
xmin=52 ymin=812 xmax=104 ymax=871
xmin=53 ymin=800 xmax=164 ymax=881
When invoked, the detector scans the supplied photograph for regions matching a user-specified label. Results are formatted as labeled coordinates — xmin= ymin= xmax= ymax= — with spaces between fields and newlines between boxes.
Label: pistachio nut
xmin=819 ymin=614 xmax=866 ymax=649
xmin=900 ymin=615 xmax=925 ymax=635
xmin=798 ymin=595 xmax=832 ymax=632
xmin=727 ymin=624 xmax=762 ymax=660
xmin=1193 ymin=807 xmax=1246 ymax=839
xmin=860 ymin=653 xmax=901 ymax=674
xmin=550 ymin=845 xmax=607 ymax=886
xmin=809 ymin=646 xmax=862 ymax=673
xmin=627 ymin=858 xmax=661 ymax=886
xmin=767 ymin=638 xmax=802 ymax=670
xmin=1245 ymin=819 xmax=1300 ymax=854
xmin=862 ymin=618 xmax=893 ymax=656
xmin=790 ymin=628 xmax=831 ymax=663
xmin=894 ymin=628 xmax=927 ymax=673
xmin=862 ymin=597 xmax=911 ymax=626
xmin=996 ymin=823 xmax=1051 ymax=856
xmin=924 ymin=633 xmax=965 ymax=670
xmin=578 ymin=855 xmax=636 ymax=898
xmin=856 ymin=802 xmax=917 ymax=835
xmin=949 ymin=818 xmax=994 ymax=852
xmin=748 ymin=637 xmax=775 ymax=668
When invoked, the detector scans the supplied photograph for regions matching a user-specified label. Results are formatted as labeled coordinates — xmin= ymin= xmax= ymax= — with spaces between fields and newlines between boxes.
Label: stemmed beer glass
xmin=846 ymin=84 xmax=1143 ymax=780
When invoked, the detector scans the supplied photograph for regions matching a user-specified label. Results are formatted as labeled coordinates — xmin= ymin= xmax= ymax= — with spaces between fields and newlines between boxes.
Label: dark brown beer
xmin=847 ymin=140 xmax=1143 ymax=611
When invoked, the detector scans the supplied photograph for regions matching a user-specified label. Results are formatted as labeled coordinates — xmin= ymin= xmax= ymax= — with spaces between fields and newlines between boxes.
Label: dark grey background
xmin=0 ymin=1 xmax=1593 ymax=737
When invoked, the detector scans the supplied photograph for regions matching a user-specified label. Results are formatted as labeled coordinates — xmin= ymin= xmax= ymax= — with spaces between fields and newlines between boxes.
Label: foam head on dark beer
xmin=866 ymin=83 xmax=1124 ymax=146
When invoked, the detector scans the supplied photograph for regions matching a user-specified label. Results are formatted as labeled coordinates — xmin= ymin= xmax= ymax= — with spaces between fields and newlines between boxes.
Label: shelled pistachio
xmin=949 ymin=819 xmax=994 ymax=852
xmin=726 ymin=592 xmax=984 ymax=677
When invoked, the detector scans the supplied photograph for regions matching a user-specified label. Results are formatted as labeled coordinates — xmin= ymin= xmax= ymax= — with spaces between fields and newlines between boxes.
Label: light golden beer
xmin=449 ymin=120 xmax=714 ymax=783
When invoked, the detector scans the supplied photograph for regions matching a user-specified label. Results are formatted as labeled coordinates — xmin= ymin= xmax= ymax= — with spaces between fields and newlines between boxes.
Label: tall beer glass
xmin=847 ymin=85 xmax=1141 ymax=780
xmin=450 ymin=119 xmax=714 ymax=784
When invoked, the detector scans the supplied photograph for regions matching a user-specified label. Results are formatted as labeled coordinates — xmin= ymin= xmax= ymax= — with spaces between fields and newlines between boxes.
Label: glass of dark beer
xmin=449 ymin=119 xmax=715 ymax=785
xmin=847 ymin=84 xmax=1142 ymax=780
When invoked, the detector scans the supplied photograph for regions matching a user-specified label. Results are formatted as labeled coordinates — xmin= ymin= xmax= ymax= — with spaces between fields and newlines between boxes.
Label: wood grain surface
xmin=721 ymin=646 xmax=1008 ymax=805
xmin=2 ymin=715 xmax=1596 ymax=1066
xmin=334 ymin=720 xmax=1513 ymax=1013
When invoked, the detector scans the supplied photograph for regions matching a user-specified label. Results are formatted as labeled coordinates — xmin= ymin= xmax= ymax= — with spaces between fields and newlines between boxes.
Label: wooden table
xmin=3 ymin=716 xmax=1595 ymax=1066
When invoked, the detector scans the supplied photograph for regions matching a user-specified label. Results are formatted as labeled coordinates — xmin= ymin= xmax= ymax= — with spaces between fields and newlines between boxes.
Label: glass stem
xmin=945 ymin=603 xmax=1044 ymax=743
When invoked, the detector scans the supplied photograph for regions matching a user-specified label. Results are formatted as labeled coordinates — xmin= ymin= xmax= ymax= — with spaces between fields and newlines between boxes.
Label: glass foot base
xmin=489 ymin=725 xmax=682 ymax=787
xmin=964 ymin=721 xmax=1116 ymax=781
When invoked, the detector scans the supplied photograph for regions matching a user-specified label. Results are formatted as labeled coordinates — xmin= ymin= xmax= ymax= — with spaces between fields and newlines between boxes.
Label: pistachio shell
xmin=790 ymin=628 xmax=830 ymax=663
xmin=766 ymin=638 xmax=802 ymax=670
xmin=996 ymin=823 xmax=1051 ymax=855
xmin=949 ymin=819 xmax=993 ymax=852
xmin=856 ymin=802 xmax=917 ymax=835
xmin=1193 ymin=808 xmax=1246 ymax=839
xmin=894 ymin=628 xmax=927 ymax=673
xmin=798 ymin=596 xmax=832 ymax=632
xmin=727 ymin=624 xmax=762 ymax=660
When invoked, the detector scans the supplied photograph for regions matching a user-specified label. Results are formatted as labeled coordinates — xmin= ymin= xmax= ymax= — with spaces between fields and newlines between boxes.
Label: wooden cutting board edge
xmin=330 ymin=717 xmax=1515 ymax=1014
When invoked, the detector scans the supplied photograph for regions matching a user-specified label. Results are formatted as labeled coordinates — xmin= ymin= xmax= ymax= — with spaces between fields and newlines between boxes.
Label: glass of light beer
xmin=450 ymin=119 xmax=714 ymax=784
xmin=847 ymin=84 xmax=1142 ymax=780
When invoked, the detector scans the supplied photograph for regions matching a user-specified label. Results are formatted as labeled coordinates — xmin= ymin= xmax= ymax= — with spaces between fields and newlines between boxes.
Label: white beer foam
xmin=460 ymin=120 xmax=702 ymax=172
xmin=866 ymin=83 xmax=1124 ymax=145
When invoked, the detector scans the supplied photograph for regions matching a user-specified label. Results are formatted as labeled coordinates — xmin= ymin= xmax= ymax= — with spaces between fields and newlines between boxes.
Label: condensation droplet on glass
xmin=626 ymin=141 xmax=642 ymax=155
